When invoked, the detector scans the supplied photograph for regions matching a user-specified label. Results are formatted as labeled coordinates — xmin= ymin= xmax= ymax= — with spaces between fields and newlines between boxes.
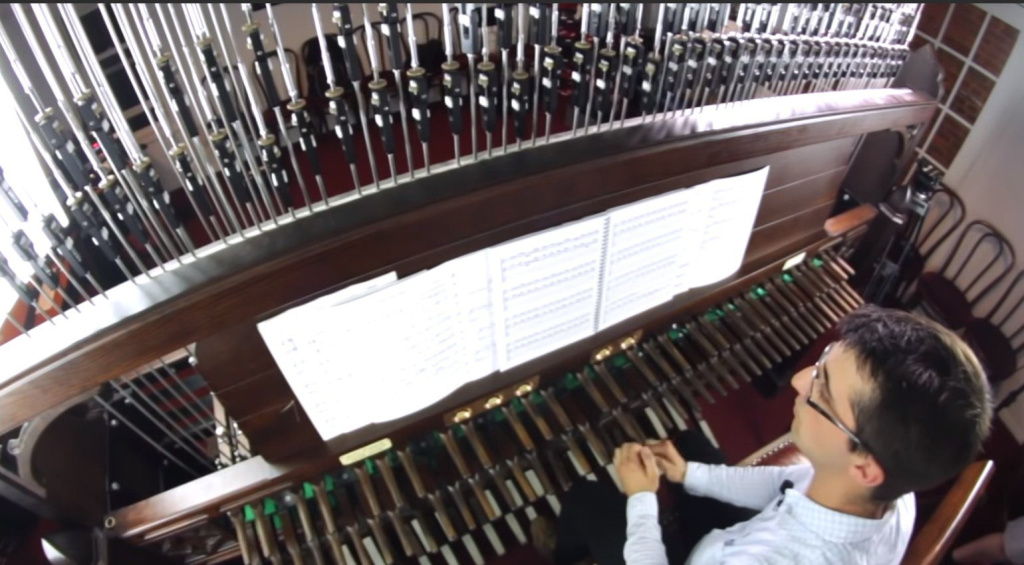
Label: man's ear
xmin=850 ymin=454 xmax=885 ymax=489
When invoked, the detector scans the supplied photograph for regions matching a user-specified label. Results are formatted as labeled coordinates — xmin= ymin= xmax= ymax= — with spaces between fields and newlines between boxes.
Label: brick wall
xmin=912 ymin=4 xmax=1020 ymax=170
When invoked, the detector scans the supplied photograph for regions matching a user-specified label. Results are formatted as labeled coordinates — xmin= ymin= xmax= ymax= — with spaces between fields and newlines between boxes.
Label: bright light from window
xmin=0 ymin=68 xmax=68 ymax=312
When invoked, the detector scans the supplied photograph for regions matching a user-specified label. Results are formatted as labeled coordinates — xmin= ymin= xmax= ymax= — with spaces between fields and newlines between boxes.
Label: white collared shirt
xmin=624 ymin=462 xmax=915 ymax=564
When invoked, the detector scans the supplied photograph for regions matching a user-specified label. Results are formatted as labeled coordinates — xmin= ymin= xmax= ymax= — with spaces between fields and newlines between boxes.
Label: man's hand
xmin=614 ymin=443 xmax=660 ymax=497
xmin=648 ymin=439 xmax=688 ymax=484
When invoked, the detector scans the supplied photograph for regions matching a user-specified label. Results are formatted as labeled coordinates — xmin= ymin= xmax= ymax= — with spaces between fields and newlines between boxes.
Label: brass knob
xmin=453 ymin=409 xmax=473 ymax=423
xmin=621 ymin=336 xmax=636 ymax=349
xmin=515 ymin=383 xmax=533 ymax=397
xmin=594 ymin=346 xmax=613 ymax=362
xmin=484 ymin=395 xmax=504 ymax=410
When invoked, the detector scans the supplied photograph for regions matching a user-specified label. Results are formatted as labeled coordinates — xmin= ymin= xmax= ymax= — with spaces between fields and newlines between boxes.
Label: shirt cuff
xmin=626 ymin=491 xmax=659 ymax=521
xmin=681 ymin=461 xmax=716 ymax=496
xmin=1004 ymin=516 xmax=1024 ymax=565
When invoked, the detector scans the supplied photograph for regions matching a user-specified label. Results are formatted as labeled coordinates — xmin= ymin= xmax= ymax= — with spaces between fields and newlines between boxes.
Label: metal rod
xmin=334 ymin=4 xmax=382 ymax=190
xmin=94 ymin=394 xmax=204 ymax=477
xmin=40 ymin=4 xmax=181 ymax=266
xmin=461 ymin=4 xmax=480 ymax=162
xmin=112 ymin=4 xmax=225 ymax=243
xmin=361 ymin=4 xmax=400 ymax=186
xmin=208 ymin=5 xmax=284 ymax=222
xmin=315 ymin=4 xmax=363 ymax=191
xmin=441 ymin=3 xmax=463 ymax=165
xmin=186 ymin=4 xmax=270 ymax=228
xmin=150 ymin=4 xmax=247 ymax=236
xmin=8 ymin=5 xmax=153 ymax=277
xmin=71 ymin=4 xmax=205 ymax=255
xmin=166 ymin=4 xmax=260 ymax=231
xmin=404 ymin=3 xmax=431 ymax=174
xmin=109 ymin=378 xmax=214 ymax=469
xmin=267 ymin=3 xmax=328 ymax=207
xmin=136 ymin=361 xmax=219 ymax=436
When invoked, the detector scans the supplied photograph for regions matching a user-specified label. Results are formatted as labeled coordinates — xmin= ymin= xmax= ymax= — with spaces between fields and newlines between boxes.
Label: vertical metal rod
xmin=136 ymin=362 xmax=219 ymax=437
xmin=441 ymin=3 xmax=463 ymax=165
xmin=165 ymin=5 xmax=258 ymax=231
xmin=544 ymin=6 xmax=559 ymax=143
xmin=59 ymin=3 xmax=194 ymax=260
xmin=530 ymin=39 xmax=541 ymax=146
xmin=34 ymin=4 xmax=176 ymax=268
xmin=109 ymin=378 xmax=214 ymax=469
xmin=313 ymin=4 xmax=363 ymax=191
xmin=4 ymin=312 xmax=28 ymax=335
xmin=8 ymin=6 xmax=153 ymax=277
xmin=148 ymin=4 xmax=246 ymax=237
xmin=115 ymin=4 xmax=227 ymax=242
xmin=462 ymin=5 xmax=480 ymax=161
xmin=382 ymin=4 xmax=417 ymax=178
xmin=207 ymin=4 xmax=284 ymax=223
xmin=361 ymin=4 xmax=400 ymax=186
xmin=606 ymin=33 xmax=625 ymax=133
xmin=480 ymin=5 xmax=494 ymax=157
xmin=403 ymin=3 xmax=431 ymax=173
xmin=180 ymin=4 xmax=268 ymax=229
xmin=581 ymin=5 xmax=602 ymax=134
xmin=265 ymin=3 xmax=321 ymax=210
xmin=501 ymin=45 xmax=509 ymax=153
xmin=94 ymin=395 xmax=204 ymax=477
xmin=97 ymin=4 xmax=220 ymax=246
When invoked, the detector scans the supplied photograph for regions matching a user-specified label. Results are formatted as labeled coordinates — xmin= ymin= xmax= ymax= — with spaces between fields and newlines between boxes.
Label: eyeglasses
xmin=807 ymin=342 xmax=873 ymax=455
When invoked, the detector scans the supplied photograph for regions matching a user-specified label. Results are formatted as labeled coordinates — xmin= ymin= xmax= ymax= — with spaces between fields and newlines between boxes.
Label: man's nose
xmin=791 ymin=367 xmax=811 ymax=397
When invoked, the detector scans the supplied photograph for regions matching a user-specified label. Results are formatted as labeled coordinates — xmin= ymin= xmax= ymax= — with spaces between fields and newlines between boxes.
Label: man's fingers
xmin=640 ymin=447 xmax=658 ymax=474
xmin=648 ymin=441 xmax=682 ymax=461
xmin=647 ymin=442 xmax=673 ymax=458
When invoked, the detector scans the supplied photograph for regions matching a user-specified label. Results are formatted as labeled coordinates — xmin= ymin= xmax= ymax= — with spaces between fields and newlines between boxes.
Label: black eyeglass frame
xmin=807 ymin=341 xmax=875 ymax=457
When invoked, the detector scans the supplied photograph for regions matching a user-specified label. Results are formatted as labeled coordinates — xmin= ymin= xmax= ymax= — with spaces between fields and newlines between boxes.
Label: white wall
xmin=920 ymin=4 xmax=1024 ymax=440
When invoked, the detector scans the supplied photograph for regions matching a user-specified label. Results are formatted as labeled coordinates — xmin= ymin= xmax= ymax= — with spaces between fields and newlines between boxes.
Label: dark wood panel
xmin=763 ymin=136 xmax=859 ymax=190
xmin=755 ymin=167 xmax=850 ymax=228
xmin=238 ymin=402 xmax=323 ymax=461
xmin=0 ymin=91 xmax=936 ymax=434
xmin=214 ymin=371 xmax=291 ymax=422
xmin=748 ymin=201 xmax=839 ymax=264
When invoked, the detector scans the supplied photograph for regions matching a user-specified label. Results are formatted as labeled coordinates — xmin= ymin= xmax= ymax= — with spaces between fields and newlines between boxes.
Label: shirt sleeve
xmin=623 ymin=492 xmax=670 ymax=565
xmin=1004 ymin=516 xmax=1024 ymax=565
xmin=682 ymin=462 xmax=813 ymax=510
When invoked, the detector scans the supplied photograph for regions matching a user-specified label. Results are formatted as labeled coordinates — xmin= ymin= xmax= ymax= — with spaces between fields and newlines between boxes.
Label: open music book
xmin=258 ymin=167 xmax=768 ymax=440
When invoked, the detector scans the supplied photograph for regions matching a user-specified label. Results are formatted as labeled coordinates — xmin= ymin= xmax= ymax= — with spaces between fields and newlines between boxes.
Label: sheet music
xmin=599 ymin=190 xmax=694 ymax=330
xmin=258 ymin=167 xmax=769 ymax=440
xmin=432 ymin=251 xmax=496 ymax=386
xmin=259 ymin=261 xmax=499 ymax=440
xmin=257 ymin=272 xmax=402 ymax=439
xmin=687 ymin=167 xmax=769 ymax=288
xmin=489 ymin=216 xmax=607 ymax=370
xmin=674 ymin=187 xmax=709 ymax=295
xmin=332 ymin=268 xmax=467 ymax=425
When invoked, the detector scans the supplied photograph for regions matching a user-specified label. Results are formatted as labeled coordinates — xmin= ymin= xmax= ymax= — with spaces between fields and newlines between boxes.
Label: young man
xmin=541 ymin=305 xmax=992 ymax=564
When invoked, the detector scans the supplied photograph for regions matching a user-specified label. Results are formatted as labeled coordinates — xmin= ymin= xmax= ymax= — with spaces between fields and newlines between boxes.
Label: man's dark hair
xmin=839 ymin=305 xmax=992 ymax=502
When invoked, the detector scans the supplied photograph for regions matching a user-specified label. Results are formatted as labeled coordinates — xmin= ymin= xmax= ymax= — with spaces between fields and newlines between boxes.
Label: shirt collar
xmin=779 ymin=488 xmax=897 ymax=543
